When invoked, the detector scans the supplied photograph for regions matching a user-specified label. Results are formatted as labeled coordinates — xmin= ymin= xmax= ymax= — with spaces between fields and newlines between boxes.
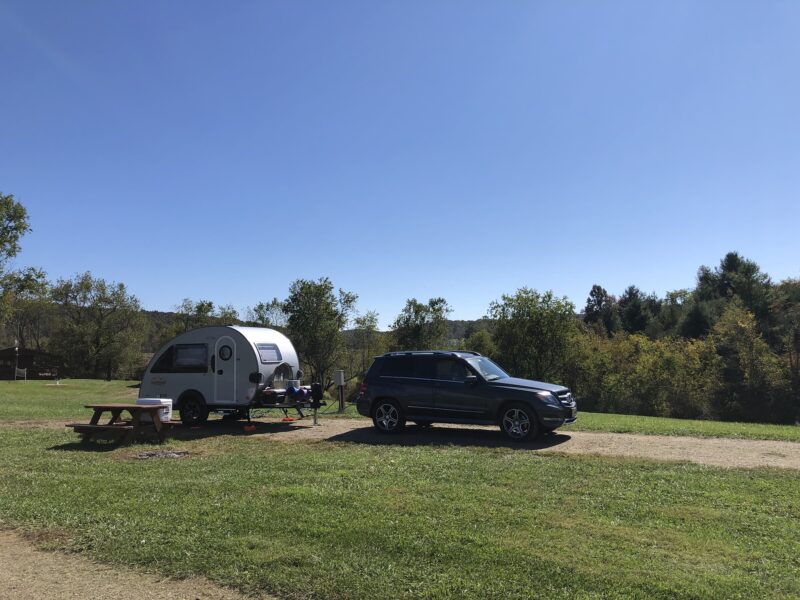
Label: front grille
xmin=556 ymin=391 xmax=574 ymax=405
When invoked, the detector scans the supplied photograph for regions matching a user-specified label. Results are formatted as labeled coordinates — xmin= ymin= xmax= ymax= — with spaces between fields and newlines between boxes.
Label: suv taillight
xmin=359 ymin=382 xmax=368 ymax=396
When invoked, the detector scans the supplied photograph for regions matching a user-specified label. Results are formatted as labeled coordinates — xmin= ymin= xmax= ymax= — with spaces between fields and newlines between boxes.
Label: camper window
xmin=151 ymin=346 xmax=175 ymax=373
xmin=151 ymin=344 xmax=208 ymax=373
xmin=174 ymin=344 xmax=208 ymax=372
xmin=256 ymin=343 xmax=282 ymax=363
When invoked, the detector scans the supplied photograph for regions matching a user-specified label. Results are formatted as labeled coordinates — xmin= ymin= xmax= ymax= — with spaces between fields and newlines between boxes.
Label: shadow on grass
xmin=327 ymin=424 xmax=572 ymax=451
xmin=49 ymin=439 xmax=136 ymax=452
xmin=168 ymin=419 xmax=299 ymax=441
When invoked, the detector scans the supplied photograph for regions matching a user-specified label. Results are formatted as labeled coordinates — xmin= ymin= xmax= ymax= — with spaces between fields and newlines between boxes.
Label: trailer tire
xmin=180 ymin=393 xmax=209 ymax=427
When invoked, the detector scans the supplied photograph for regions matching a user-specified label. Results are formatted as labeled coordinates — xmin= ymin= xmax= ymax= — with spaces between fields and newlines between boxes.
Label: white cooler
xmin=136 ymin=398 xmax=173 ymax=423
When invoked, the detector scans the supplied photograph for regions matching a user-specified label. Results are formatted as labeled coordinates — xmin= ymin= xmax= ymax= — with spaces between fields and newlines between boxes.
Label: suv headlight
xmin=538 ymin=392 xmax=561 ymax=407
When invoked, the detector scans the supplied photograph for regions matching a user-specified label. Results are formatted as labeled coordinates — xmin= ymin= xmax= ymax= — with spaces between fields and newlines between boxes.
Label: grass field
xmin=2 ymin=379 xmax=798 ymax=441
xmin=0 ymin=426 xmax=798 ymax=599
xmin=0 ymin=380 xmax=799 ymax=598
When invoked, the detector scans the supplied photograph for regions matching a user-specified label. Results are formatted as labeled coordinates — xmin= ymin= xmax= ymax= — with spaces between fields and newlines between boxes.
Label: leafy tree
xmin=709 ymin=301 xmax=789 ymax=422
xmin=215 ymin=304 xmax=240 ymax=324
xmin=175 ymin=298 xmax=216 ymax=332
xmin=464 ymin=329 xmax=497 ymax=359
xmin=696 ymin=252 xmax=773 ymax=335
xmin=680 ymin=300 xmax=715 ymax=338
xmin=488 ymin=288 xmax=576 ymax=381
xmin=0 ymin=193 xmax=30 ymax=270
xmin=772 ymin=279 xmax=800 ymax=394
xmin=246 ymin=298 xmax=287 ymax=328
xmin=50 ymin=272 xmax=145 ymax=379
xmin=583 ymin=285 xmax=620 ymax=336
xmin=0 ymin=193 xmax=32 ymax=324
xmin=391 ymin=297 xmax=452 ymax=350
xmin=1 ymin=267 xmax=51 ymax=350
xmin=653 ymin=289 xmax=690 ymax=337
xmin=618 ymin=285 xmax=658 ymax=334
xmin=282 ymin=277 xmax=357 ymax=387
xmin=346 ymin=311 xmax=388 ymax=378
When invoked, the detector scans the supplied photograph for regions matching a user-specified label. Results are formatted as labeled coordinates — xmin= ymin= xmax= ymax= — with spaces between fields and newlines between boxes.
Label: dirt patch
xmin=0 ymin=529 xmax=268 ymax=600
xmin=134 ymin=450 xmax=193 ymax=460
xmin=249 ymin=418 xmax=800 ymax=470
xmin=0 ymin=419 xmax=72 ymax=429
xmin=8 ymin=416 xmax=800 ymax=470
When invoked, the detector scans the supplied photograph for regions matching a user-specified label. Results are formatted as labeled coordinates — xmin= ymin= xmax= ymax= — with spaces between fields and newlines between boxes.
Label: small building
xmin=0 ymin=347 xmax=61 ymax=380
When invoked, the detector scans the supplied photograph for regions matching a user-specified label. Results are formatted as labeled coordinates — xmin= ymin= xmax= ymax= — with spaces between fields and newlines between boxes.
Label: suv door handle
xmin=217 ymin=370 xmax=223 ymax=375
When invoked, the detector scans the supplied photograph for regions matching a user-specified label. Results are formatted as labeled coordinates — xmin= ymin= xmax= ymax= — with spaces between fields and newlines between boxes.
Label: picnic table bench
xmin=67 ymin=404 xmax=175 ymax=444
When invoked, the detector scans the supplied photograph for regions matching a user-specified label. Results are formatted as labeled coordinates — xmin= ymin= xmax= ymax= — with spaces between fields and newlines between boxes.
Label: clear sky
xmin=2 ymin=1 xmax=799 ymax=328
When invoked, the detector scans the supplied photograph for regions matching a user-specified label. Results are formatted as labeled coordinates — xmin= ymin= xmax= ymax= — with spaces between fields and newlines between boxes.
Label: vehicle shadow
xmin=327 ymin=424 xmax=572 ymax=451
xmin=167 ymin=419 xmax=300 ymax=441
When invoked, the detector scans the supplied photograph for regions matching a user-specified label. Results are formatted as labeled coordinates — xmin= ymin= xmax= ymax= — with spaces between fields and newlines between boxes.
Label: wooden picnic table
xmin=67 ymin=404 xmax=174 ymax=444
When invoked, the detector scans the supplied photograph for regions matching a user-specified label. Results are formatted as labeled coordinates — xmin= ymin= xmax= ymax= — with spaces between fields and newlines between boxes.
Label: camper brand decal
xmin=151 ymin=376 xmax=167 ymax=385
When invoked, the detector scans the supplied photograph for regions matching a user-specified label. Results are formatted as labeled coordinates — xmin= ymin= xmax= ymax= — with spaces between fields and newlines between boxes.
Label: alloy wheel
xmin=502 ymin=408 xmax=531 ymax=439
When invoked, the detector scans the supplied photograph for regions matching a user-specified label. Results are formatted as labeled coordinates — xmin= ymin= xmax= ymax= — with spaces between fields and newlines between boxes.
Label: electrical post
xmin=335 ymin=369 xmax=346 ymax=413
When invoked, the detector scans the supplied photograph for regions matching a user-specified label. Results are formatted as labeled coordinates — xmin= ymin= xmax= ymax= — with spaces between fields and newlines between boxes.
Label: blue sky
xmin=2 ymin=1 xmax=799 ymax=328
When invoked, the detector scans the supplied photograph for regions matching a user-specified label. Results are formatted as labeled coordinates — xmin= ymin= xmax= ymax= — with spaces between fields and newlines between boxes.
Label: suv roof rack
xmin=381 ymin=350 xmax=482 ymax=358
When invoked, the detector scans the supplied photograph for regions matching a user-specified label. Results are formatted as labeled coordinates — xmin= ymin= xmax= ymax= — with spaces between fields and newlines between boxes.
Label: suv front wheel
xmin=500 ymin=403 xmax=539 ymax=441
xmin=372 ymin=400 xmax=405 ymax=434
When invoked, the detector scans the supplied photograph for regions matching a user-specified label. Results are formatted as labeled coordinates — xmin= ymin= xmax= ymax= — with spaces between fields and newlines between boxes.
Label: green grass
xmin=0 ymin=426 xmax=798 ymax=599
xmin=0 ymin=379 xmax=138 ymax=420
xmin=571 ymin=411 xmax=800 ymax=442
xmin=3 ymin=380 xmax=798 ymax=442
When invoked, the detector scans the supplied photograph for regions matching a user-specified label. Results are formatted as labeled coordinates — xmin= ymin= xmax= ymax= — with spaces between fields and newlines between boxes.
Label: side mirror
xmin=465 ymin=375 xmax=478 ymax=385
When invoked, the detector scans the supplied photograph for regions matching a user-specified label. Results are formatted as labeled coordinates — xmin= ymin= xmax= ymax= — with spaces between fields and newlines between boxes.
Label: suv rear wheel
xmin=372 ymin=400 xmax=405 ymax=434
xmin=500 ymin=403 xmax=539 ymax=441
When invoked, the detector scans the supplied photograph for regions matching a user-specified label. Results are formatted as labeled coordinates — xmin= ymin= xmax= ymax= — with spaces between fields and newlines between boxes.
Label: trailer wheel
xmin=180 ymin=394 xmax=209 ymax=427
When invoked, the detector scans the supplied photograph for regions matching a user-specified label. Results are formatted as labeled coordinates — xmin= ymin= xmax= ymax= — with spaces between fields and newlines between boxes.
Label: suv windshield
xmin=466 ymin=357 xmax=509 ymax=381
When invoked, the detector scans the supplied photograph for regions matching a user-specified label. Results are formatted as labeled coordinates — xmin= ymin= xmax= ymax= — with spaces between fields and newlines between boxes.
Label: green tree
xmin=2 ymin=267 xmax=51 ymax=350
xmin=772 ymin=279 xmax=800 ymax=415
xmin=346 ymin=311 xmax=387 ymax=378
xmin=391 ymin=297 xmax=451 ymax=350
xmin=464 ymin=329 xmax=497 ymax=359
xmin=618 ymin=285 xmax=659 ymax=334
xmin=50 ymin=272 xmax=146 ymax=379
xmin=282 ymin=277 xmax=357 ymax=387
xmin=488 ymin=288 xmax=576 ymax=381
xmin=582 ymin=284 xmax=620 ymax=336
xmin=215 ymin=304 xmax=240 ymax=324
xmin=696 ymin=252 xmax=773 ymax=335
xmin=175 ymin=298 xmax=216 ymax=332
xmin=0 ymin=193 xmax=32 ymax=324
xmin=0 ymin=193 xmax=30 ymax=269
xmin=246 ymin=298 xmax=287 ymax=328
xmin=709 ymin=301 xmax=789 ymax=422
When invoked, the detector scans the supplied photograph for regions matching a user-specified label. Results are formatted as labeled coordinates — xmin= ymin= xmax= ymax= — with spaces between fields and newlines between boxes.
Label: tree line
xmin=1 ymin=192 xmax=798 ymax=424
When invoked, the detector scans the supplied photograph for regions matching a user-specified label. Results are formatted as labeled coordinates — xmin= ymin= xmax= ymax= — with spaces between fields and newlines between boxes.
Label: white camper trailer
xmin=139 ymin=326 xmax=312 ymax=425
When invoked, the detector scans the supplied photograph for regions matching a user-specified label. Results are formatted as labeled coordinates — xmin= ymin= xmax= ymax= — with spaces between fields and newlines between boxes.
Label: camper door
xmin=214 ymin=336 xmax=237 ymax=404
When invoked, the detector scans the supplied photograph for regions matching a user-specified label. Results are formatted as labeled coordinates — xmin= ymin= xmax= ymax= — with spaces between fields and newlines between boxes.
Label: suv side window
xmin=433 ymin=358 xmax=468 ymax=382
xmin=380 ymin=356 xmax=413 ymax=377
xmin=411 ymin=356 xmax=436 ymax=379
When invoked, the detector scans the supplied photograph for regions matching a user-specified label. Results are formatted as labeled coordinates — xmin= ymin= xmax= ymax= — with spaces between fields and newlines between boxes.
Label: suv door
xmin=432 ymin=358 xmax=490 ymax=420
xmin=376 ymin=355 xmax=437 ymax=418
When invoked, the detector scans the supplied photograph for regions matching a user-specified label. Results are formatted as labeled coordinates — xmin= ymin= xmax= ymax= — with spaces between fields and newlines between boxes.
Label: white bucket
xmin=136 ymin=398 xmax=173 ymax=423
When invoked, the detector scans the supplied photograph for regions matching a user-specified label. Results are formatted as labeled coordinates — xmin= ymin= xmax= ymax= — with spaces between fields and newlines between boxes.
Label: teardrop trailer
xmin=139 ymin=326 xmax=322 ymax=426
